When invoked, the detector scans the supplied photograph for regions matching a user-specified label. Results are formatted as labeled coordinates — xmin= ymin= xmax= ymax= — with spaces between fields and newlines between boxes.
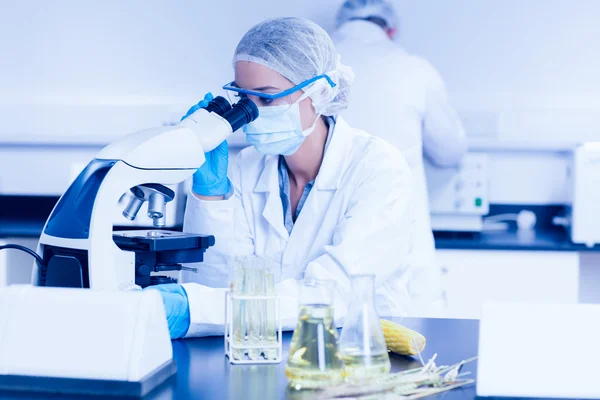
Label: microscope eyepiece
xmin=205 ymin=96 xmax=232 ymax=116
xmin=222 ymin=98 xmax=259 ymax=132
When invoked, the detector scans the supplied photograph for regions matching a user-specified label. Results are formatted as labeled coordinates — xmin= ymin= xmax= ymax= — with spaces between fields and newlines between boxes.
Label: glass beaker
xmin=285 ymin=279 xmax=344 ymax=390
xmin=338 ymin=274 xmax=391 ymax=380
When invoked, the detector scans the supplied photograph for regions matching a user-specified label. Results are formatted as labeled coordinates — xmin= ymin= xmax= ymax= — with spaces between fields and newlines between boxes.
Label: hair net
xmin=233 ymin=17 xmax=354 ymax=117
xmin=336 ymin=0 xmax=399 ymax=31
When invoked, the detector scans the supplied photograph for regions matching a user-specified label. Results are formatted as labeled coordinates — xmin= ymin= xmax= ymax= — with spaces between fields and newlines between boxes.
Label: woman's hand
xmin=145 ymin=283 xmax=190 ymax=339
xmin=191 ymin=140 xmax=230 ymax=198
xmin=182 ymin=95 xmax=231 ymax=198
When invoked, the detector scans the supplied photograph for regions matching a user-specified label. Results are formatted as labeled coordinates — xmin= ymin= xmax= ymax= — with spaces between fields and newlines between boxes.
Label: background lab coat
xmin=180 ymin=117 xmax=417 ymax=336
xmin=333 ymin=20 xmax=467 ymax=315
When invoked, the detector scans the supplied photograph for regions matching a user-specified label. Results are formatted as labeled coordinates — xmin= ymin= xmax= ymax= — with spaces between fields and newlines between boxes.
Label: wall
xmin=399 ymin=0 xmax=600 ymax=101
xmin=0 ymin=0 xmax=340 ymax=101
xmin=396 ymin=0 xmax=600 ymax=144
xmin=2 ymin=1 xmax=600 ymax=133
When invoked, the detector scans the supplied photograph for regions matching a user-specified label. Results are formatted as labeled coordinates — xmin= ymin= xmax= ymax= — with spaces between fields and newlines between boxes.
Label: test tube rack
xmin=224 ymin=291 xmax=283 ymax=364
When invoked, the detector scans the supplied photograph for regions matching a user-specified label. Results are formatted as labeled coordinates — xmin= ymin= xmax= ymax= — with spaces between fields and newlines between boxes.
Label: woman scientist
xmin=149 ymin=17 xmax=418 ymax=339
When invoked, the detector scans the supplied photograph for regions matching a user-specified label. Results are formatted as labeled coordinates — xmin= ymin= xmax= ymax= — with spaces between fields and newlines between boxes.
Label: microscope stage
xmin=113 ymin=230 xmax=215 ymax=252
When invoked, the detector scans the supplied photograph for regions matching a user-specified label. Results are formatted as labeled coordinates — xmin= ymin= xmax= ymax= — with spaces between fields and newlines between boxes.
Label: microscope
xmin=33 ymin=97 xmax=258 ymax=291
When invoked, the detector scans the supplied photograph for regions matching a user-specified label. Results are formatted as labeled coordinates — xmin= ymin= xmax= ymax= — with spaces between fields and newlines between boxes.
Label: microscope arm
xmin=94 ymin=111 xmax=221 ymax=171
xmin=94 ymin=98 xmax=257 ymax=171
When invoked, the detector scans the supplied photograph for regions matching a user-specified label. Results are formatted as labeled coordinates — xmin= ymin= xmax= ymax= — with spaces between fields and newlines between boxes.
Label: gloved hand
xmin=182 ymin=93 xmax=231 ymax=197
xmin=181 ymin=92 xmax=214 ymax=120
xmin=145 ymin=283 xmax=191 ymax=339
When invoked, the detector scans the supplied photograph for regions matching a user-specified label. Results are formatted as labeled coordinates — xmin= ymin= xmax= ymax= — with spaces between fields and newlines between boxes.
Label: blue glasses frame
xmin=222 ymin=74 xmax=336 ymax=99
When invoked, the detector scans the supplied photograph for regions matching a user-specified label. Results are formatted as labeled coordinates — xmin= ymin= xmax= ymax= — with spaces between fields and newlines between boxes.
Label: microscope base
xmin=0 ymin=360 xmax=175 ymax=398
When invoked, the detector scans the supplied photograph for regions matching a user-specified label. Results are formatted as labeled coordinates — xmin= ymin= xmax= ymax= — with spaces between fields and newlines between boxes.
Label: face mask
xmin=243 ymin=97 xmax=320 ymax=156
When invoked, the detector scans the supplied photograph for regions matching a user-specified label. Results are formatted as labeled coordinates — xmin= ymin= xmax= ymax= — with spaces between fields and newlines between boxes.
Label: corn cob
xmin=380 ymin=319 xmax=426 ymax=355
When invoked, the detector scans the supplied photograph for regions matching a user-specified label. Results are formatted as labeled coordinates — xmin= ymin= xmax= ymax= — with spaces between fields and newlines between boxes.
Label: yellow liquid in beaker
xmin=285 ymin=304 xmax=344 ymax=390
xmin=341 ymin=350 xmax=391 ymax=380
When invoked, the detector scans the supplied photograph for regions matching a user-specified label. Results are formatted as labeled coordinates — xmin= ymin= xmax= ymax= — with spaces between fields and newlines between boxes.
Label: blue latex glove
xmin=180 ymin=92 xmax=214 ymax=121
xmin=145 ymin=284 xmax=191 ymax=339
xmin=182 ymin=93 xmax=231 ymax=196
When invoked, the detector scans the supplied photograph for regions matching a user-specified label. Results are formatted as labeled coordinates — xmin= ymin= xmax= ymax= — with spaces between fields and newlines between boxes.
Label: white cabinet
xmin=437 ymin=249 xmax=580 ymax=319
xmin=579 ymin=252 xmax=600 ymax=304
xmin=0 ymin=238 xmax=38 ymax=287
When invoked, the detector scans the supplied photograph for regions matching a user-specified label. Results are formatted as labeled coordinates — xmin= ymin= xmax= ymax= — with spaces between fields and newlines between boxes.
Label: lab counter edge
xmin=2 ymin=220 xmax=599 ymax=252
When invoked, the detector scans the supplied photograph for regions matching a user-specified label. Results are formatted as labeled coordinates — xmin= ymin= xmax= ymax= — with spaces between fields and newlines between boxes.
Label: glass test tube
xmin=263 ymin=267 xmax=277 ymax=359
xmin=231 ymin=262 xmax=246 ymax=360
xmin=246 ymin=264 xmax=262 ymax=360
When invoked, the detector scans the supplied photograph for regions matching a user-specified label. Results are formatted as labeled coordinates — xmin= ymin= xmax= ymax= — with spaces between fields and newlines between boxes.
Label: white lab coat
xmin=332 ymin=20 xmax=467 ymax=314
xmin=180 ymin=117 xmax=417 ymax=337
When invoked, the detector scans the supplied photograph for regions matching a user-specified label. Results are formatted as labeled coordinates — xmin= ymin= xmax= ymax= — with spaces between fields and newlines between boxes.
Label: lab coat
xmin=332 ymin=20 xmax=467 ymax=314
xmin=180 ymin=117 xmax=417 ymax=337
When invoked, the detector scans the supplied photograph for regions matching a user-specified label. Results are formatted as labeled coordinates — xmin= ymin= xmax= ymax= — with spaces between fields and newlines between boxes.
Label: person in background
xmin=332 ymin=0 xmax=467 ymax=316
xmin=148 ymin=17 xmax=422 ymax=339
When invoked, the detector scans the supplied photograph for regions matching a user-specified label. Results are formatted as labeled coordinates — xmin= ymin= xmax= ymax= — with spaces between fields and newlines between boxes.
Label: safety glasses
xmin=222 ymin=74 xmax=336 ymax=115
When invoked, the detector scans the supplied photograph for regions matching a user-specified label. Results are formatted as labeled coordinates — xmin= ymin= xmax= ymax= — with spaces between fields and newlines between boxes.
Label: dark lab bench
xmin=1 ymin=196 xmax=57 ymax=238
xmin=434 ymin=229 xmax=600 ymax=252
xmin=1 ymin=317 xmax=578 ymax=400
xmin=433 ymin=205 xmax=600 ymax=252
xmin=0 ymin=318 xmax=480 ymax=400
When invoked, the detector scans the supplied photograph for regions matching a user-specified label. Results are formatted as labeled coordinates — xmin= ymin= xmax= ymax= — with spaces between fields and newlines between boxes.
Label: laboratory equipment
xmin=286 ymin=279 xmax=344 ymax=390
xmin=112 ymin=230 xmax=214 ymax=288
xmin=33 ymin=96 xmax=258 ymax=290
xmin=116 ymin=181 xmax=187 ymax=229
xmin=230 ymin=259 xmax=247 ymax=361
xmin=0 ymin=285 xmax=174 ymax=397
xmin=247 ymin=266 xmax=262 ymax=360
xmin=566 ymin=143 xmax=600 ymax=247
xmin=425 ymin=153 xmax=489 ymax=232
xmin=225 ymin=257 xmax=282 ymax=364
xmin=482 ymin=209 xmax=537 ymax=232
xmin=338 ymin=274 xmax=390 ymax=380
xmin=263 ymin=265 xmax=278 ymax=360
